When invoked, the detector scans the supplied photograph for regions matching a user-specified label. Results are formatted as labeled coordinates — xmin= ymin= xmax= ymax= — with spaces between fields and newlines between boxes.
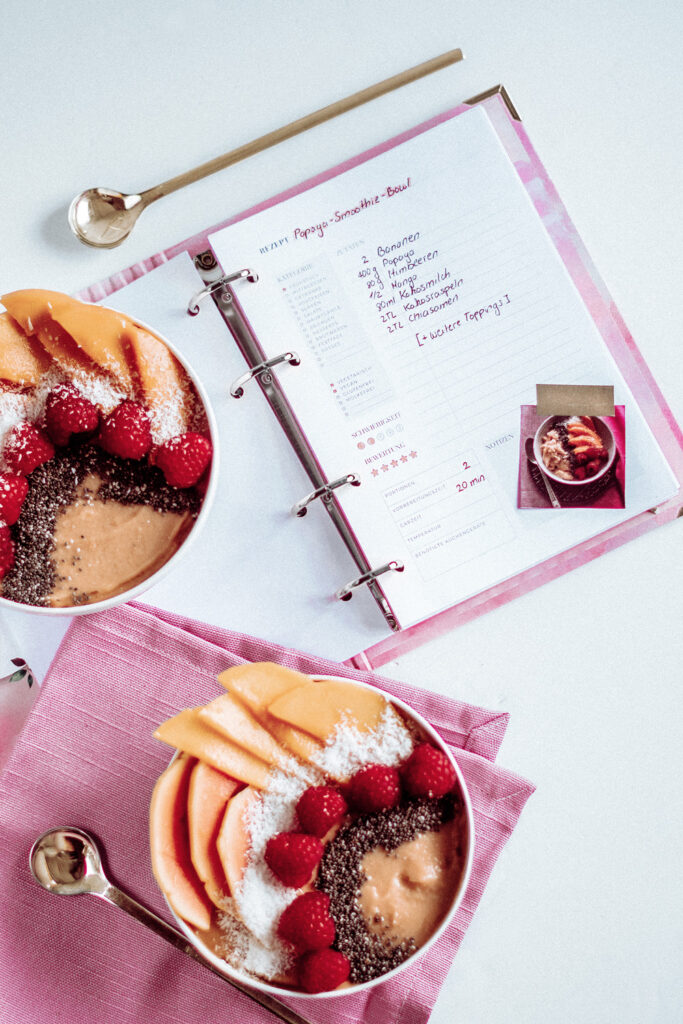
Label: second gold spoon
xmin=68 ymin=48 xmax=463 ymax=248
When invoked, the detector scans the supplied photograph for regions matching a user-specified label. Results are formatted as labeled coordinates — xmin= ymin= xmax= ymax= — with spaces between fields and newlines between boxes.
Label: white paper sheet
xmin=209 ymin=105 xmax=678 ymax=630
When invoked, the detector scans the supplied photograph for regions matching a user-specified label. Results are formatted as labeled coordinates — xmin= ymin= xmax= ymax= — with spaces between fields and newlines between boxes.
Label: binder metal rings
xmin=336 ymin=560 xmax=404 ymax=601
xmin=291 ymin=473 xmax=361 ymax=517
xmin=230 ymin=351 xmax=301 ymax=398
xmin=187 ymin=268 xmax=258 ymax=316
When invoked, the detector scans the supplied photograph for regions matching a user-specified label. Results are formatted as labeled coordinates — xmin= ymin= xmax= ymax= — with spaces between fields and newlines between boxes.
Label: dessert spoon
xmin=525 ymin=436 xmax=561 ymax=508
xmin=29 ymin=826 xmax=313 ymax=1024
xmin=68 ymin=48 xmax=463 ymax=248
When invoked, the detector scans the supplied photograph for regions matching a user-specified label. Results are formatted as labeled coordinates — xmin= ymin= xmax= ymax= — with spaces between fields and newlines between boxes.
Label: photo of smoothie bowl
xmin=149 ymin=662 xmax=474 ymax=998
xmin=0 ymin=289 xmax=216 ymax=614
xmin=533 ymin=415 xmax=615 ymax=486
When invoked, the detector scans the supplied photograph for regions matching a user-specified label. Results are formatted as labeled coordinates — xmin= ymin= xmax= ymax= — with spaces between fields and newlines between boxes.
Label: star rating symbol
xmin=409 ymin=450 xmax=417 ymax=459
xmin=390 ymin=459 xmax=399 ymax=467
xmin=400 ymin=454 xmax=409 ymax=463
xmin=371 ymin=468 xmax=379 ymax=477
xmin=381 ymin=464 xmax=389 ymax=472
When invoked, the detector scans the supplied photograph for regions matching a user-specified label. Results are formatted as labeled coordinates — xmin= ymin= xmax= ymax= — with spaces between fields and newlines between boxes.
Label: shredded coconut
xmin=231 ymin=771 xmax=309 ymax=950
xmin=69 ymin=369 xmax=127 ymax=415
xmin=0 ymin=366 xmax=64 ymax=460
xmin=315 ymin=704 xmax=415 ymax=780
xmin=215 ymin=898 xmax=295 ymax=981
xmin=147 ymin=401 xmax=186 ymax=444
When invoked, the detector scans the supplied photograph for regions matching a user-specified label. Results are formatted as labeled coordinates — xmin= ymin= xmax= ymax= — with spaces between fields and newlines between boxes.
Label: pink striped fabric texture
xmin=0 ymin=602 xmax=534 ymax=1024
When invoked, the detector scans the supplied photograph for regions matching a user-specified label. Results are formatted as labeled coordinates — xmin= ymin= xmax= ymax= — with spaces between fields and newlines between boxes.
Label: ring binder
xmin=230 ymin=351 xmax=301 ymax=398
xmin=187 ymin=267 xmax=258 ymax=316
xmin=188 ymin=248 xmax=401 ymax=634
xmin=291 ymin=474 xmax=360 ymax=517
xmin=336 ymin=561 xmax=404 ymax=602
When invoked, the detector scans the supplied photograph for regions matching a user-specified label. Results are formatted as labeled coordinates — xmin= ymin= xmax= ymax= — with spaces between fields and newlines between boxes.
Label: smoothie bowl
xmin=149 ymin=663 xmax=474 ymax=998
xmin=534 ymin=415 xmax=615 ymax=487
xmin=0 ymin=289 xmax=217 ymax=614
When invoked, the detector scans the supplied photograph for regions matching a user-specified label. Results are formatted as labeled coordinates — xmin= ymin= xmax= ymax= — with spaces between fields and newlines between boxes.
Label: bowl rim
xmin=0 ymin=308 xmax=219 ymax=617
xmin=162 ymin=673 xmax=475 ymax=1000
xmin=532 ymin=414 xmax=615 ymax=487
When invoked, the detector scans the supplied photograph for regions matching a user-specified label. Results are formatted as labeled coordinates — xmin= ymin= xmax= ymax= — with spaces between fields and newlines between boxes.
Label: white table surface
xmin=1 ymin=2 xmax=682 ymax=1021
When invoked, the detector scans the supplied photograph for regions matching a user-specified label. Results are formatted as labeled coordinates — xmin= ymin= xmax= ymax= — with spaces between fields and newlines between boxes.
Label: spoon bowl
xmin=29 ymin=826 xmax=108 ymax=896
xmin=68 ymin=189 xmax=145 ymax=248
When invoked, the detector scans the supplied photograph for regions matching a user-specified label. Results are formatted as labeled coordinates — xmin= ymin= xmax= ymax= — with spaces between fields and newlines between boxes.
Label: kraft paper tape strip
xmin=536 ymin=384 xmax=615 ymax=416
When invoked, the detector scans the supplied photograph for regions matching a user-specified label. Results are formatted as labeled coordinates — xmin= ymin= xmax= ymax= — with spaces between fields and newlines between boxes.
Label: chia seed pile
xmin=316 ymin=792 xmax=460 ymax=983
xmin=1 ymin=443 xmax=200 ymax=607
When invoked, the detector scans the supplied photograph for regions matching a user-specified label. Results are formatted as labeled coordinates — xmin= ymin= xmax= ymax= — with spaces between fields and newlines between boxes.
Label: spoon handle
xmin=97 ymin=883 xmax=313 ymax=1024
xmin=142 ymin=48 xmax=463 ymax=203
xmin=538 ymin=472 xmax=561 ymax=508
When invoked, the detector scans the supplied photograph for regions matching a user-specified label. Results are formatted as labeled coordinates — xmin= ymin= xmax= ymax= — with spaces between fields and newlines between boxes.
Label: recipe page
xmin=210 ymin=105 xmax=677 ymax=630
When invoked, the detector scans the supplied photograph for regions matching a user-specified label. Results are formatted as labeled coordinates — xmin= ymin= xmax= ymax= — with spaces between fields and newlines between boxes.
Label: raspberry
xmin=264 ymin=832 xmax=323 ymax=888
xmin=45 ymin=385 xmax=99 ymax=446
xmin=0 ymin=473 xmax=28 ymax=525
xmin=401 ymin=743 xmax=456 ymax=799
xmin=3 ymin=423 xmax=54 ymax=475
xmin=348 ymin=763 xmax=401 ymax=815
xmin=297 ymin=948 xmax=350 ymax=994
xmin=296 ymin=786 xmax=347 ymax=838
xmin=277 ymin=891 xmax=335 ymax=952
xmin=153 ymin=432 xmax=212 ymax=488
xmin=0 ymin=523 xmax=15 ymax=580
xmin=98 ymin=401 xmax=152 ymax=460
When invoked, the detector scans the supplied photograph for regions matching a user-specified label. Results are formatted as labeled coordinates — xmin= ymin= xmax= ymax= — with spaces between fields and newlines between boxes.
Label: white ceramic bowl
xmin=0 ymin=312 xmax=218 ymax=617
xmin=533 ymin=415 xmax=615 ymax=487
xmin=164 ymin=675 xmax=475 ymax=1000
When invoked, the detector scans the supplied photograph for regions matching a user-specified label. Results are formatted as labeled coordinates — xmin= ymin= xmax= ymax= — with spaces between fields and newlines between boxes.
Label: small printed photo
xmin=518 ymin=406 xmax=625 ymax=509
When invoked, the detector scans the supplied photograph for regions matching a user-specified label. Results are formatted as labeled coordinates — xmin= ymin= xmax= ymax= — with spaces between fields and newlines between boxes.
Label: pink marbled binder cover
xmin=76 ymin=91 xmax=683 ymax=670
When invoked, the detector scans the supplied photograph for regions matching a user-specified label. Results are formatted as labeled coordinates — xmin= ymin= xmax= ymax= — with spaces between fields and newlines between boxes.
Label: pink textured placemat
xmin=0 ymin=603 xmax=534 ymax=1024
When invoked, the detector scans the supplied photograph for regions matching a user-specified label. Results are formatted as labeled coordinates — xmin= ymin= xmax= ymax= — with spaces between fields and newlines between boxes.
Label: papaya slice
xmin=124 ymin=324 xmax=191 ymax=434
xmin=0 ymin=313 xmax=52 ymax=386
xmin=217 ymin=662 xmax=323 ymax=764
xmin=199 ymin=693 xmax=296 ymax=771
xmin=46 ymin=296 xmax=136 ymax=393
xmin=259 ymin=712 xmax=324 ymax=765
xmin=149 ymin=754 xmax=212 ymax=931
xmin=2 ymin=289 xmax=101 ymax=381
xmin=187 ymin=760 xmax=241 ymax=907
xmin=2 ymin=289 xmax=68 ymax=334
xmin=217 ymin=662 xmax=312 ymax=713
xmin=216 ymin=785 xmax=260 ymax=900
xmin=267 ymin=678 xmax=386 ymax=743
xmin=154 ymin=707 xmax=272 ymax=789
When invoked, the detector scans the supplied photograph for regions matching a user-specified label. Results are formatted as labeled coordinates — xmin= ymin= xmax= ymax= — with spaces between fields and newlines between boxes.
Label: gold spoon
xmin=68 ymin=48 xmax=463 ymax=248
xmin=29 ymin=826 xmax=314 ymax=1024
xmin=525 ymin=436 xmax=562 ymax=508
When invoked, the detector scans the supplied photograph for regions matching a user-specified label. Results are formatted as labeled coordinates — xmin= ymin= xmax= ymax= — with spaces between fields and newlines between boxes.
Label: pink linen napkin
xmin=0 ymin=602 xmax=534 ymax=1024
